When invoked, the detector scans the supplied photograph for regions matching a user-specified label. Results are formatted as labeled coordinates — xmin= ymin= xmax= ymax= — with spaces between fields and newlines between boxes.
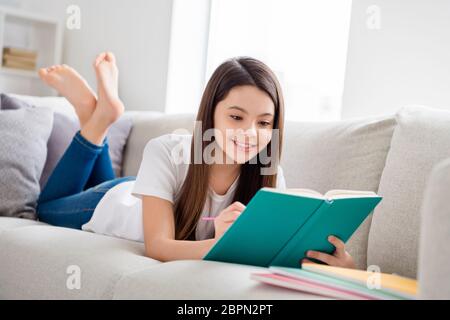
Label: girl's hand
xmin=301 ymin=235 xmax=356 ymax=269
xmin=214 ymin=201 xmax=246 ymax=241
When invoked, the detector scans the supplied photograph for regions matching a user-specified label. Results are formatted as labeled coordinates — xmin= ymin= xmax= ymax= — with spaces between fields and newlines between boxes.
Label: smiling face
xmin=213 ymin=85 xmax=276 ymax=164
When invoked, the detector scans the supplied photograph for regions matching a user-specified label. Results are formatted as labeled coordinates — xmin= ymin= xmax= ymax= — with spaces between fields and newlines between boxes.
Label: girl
xmin=37 ymin=53 xmax=355 ymax=269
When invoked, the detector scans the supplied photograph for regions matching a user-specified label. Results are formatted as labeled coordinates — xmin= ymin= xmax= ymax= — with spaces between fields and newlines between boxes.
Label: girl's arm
xmin=142 ymin=195 xmax=216 ymax=261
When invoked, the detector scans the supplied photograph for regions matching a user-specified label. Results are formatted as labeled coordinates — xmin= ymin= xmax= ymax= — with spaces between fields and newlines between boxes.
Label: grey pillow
xmin=368 ymin=105 xmax=450 ymax=279
xmin=0 ymin=104 xmax=53 ymax=219
xmin=0 ymin=94 xmax=133 ymax=188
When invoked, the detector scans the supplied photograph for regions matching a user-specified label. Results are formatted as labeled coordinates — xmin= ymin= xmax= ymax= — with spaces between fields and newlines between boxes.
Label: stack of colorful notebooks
xmin=251 ymin=263 xmax=417 ymax=300
xmin=2 ymin=47 xmax=38 ymax=71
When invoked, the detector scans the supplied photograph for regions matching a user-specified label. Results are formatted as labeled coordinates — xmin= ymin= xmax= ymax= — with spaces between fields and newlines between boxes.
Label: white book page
xmin=262 ymin=187 xmax=378 ymax=200
xmin=262 ymin=187 xmax=325 ymax=199
xmin=324 ymin=189 xmax=378 ymax=199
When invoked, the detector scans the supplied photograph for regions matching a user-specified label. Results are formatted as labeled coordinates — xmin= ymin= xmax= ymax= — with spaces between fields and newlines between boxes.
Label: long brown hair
xmin=174 ymin=57 xmax=285 ymax=240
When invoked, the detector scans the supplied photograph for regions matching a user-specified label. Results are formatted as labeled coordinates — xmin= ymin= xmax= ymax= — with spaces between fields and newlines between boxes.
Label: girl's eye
xmin=259 ymin=121 xmax=271 ymax=127
xmin=230 ymin=115 xmax=242 ymax=121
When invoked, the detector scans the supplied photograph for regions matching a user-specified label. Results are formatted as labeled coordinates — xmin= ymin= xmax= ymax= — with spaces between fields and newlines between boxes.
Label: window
xmin=206 ymin=0 xmax=352 ymax=121
xmin=166 ymin=0 xmax=352 ymax=121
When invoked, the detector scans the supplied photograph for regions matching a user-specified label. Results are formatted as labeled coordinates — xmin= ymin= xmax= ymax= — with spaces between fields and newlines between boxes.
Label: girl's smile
xmin=231 ymin=137 xmax=258 ymax=153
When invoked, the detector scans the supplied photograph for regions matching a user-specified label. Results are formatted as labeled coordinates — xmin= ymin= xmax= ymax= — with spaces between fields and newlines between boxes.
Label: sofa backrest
xmin=122 ymin=112 xmax=196 ymax=177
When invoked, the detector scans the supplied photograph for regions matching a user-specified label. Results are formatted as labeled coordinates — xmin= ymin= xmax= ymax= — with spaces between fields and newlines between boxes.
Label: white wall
xmin=165 ymin=0 xmax=210 ymax=114
xmin=2 ymin=0 xmax=173 ymax=111
xmin=342 ymin=0 xmax=450 ymax=119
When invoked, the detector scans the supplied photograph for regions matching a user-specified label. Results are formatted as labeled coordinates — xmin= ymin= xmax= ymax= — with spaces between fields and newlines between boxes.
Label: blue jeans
xmin=37 ymin=131 xmax=136 ymax=229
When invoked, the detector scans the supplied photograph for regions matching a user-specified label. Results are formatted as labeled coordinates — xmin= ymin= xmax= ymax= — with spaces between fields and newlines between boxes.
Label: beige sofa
xmin=1 ymin=102 xmax=449 ymax=299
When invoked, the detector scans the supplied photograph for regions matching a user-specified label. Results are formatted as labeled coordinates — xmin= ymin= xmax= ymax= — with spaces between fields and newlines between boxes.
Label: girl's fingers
xmin=220 ymin=202 xmax=245 ymax=218
xmin=221 ymin=210 xmax=242 ymax=222
xmin=230 ymin=201 xmax=246 ymax=212
xmin=306 ymin=250 xmax=339 ymax=266
xmin=227 ymin=210 xmax=242 ymax=217
xmin=328 ymin=235 xmax=345 ymax=254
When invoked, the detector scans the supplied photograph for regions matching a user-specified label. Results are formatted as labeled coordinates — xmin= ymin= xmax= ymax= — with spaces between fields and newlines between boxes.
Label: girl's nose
xmin=245 ymin=124 xmax=258 ymax=137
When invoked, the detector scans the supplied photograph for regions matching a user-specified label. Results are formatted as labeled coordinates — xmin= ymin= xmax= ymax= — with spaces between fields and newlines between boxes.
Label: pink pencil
xmin=201 ymin=217 xmax=216 ymax=221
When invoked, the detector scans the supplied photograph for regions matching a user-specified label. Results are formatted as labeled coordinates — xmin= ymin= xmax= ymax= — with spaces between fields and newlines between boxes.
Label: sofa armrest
xmin=418 ymin=158 xmax=450 ymax=299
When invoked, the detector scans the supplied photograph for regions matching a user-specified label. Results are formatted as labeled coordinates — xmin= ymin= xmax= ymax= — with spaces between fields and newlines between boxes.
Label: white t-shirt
xmin=82 ymin=134 xmax=286 ymax=242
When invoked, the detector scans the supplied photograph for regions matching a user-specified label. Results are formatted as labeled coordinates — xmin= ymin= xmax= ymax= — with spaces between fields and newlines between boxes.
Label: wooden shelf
xmin=0 ymin=5 xmax=60 ymax=25
xmin=0 ymin=66 xmax=39 ymax=78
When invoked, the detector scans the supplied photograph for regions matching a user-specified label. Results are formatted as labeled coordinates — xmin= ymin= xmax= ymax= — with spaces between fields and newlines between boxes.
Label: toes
xmin=49 ymin=65 xmax=64 ymax=72
xmin=38 ymin=66 xmax=61 ymax=85
xmin=94 ymin=52 xmax=107 ymax=67
xmin=61 ymin=64 xmax=76 ymax=73
xmin=93 ymin=52 xmax=116 ymax=68
xmin=40 ymin=64 xmax=75 ymax=79
xmin=38 ymin=68 xmax=48 ymax=79
xmin=105 ymin=52 xmax=116 ymax=64
xmin=39 ymin=65 xmax=59 ymax=78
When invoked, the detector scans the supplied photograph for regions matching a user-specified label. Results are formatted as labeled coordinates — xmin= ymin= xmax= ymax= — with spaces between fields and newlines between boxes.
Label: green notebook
xmin=203 ymin=187 xmax=382 ymax=268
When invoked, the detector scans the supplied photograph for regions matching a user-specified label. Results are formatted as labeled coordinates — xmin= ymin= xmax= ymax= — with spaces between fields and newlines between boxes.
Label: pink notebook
xmin=251 ymin=273 xmax=379 ymax=300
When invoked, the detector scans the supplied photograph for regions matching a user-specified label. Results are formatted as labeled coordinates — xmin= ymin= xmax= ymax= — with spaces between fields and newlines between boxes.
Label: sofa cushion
xmin=0 ymin=225 xmax=160 ymax=299
xmin=280 ymin=115 xmax=397 ymax=269
xmin=0 ymin=101 xmax=53 ymax=220
xmin=418 ymin=158 xmax=450 ymax=299
xmin=3 ymin=94 xmax=133 ymax=186
xmin=122 ymin=112 xmax=195 ymax=177
xmin=113 ymin=260 xmax=326 ymax=299
xmin=368 ymin=105 xmax=450 ymax=279
xmin=40 ymin=112 xmax=133 ymax=186
xmin=9 ymin=93 xmax=77 ymax=117
xmin=0 ymin=217 xmax=46 ymax=234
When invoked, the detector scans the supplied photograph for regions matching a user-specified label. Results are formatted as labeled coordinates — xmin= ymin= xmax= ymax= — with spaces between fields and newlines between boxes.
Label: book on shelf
xmin=2 ymin=59 xmax=36 ymax=71
xmin=2 ymin=47 xmax=38 ymax=71
xmin=250 ymin=263 xmax=417 ymax=300
xmin=3 ymin=47 xmax=38 ymax=59
xmin=3 ymin=53 xmax=37 ymax=64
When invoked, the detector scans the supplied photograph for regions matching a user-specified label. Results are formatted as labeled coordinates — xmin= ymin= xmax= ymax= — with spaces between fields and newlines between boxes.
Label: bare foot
xmin=38 ymin=65 xmax=97 ymax=127
xmin=81 ymin=52 xmax=124 ymax=145
xmin=92 ymin=52 xmax=124 ymax=125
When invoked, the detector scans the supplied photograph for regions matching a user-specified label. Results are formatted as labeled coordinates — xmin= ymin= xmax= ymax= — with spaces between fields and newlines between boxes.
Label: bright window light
xmin=206 ymin=0 xmax=352 ymax=121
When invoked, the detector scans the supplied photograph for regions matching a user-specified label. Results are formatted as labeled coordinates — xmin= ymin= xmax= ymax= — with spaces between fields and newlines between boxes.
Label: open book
xmin=204 ymin=187 xmax=382 ymax=268
xmin=272 ymin=188 xmax=379 ymax=200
